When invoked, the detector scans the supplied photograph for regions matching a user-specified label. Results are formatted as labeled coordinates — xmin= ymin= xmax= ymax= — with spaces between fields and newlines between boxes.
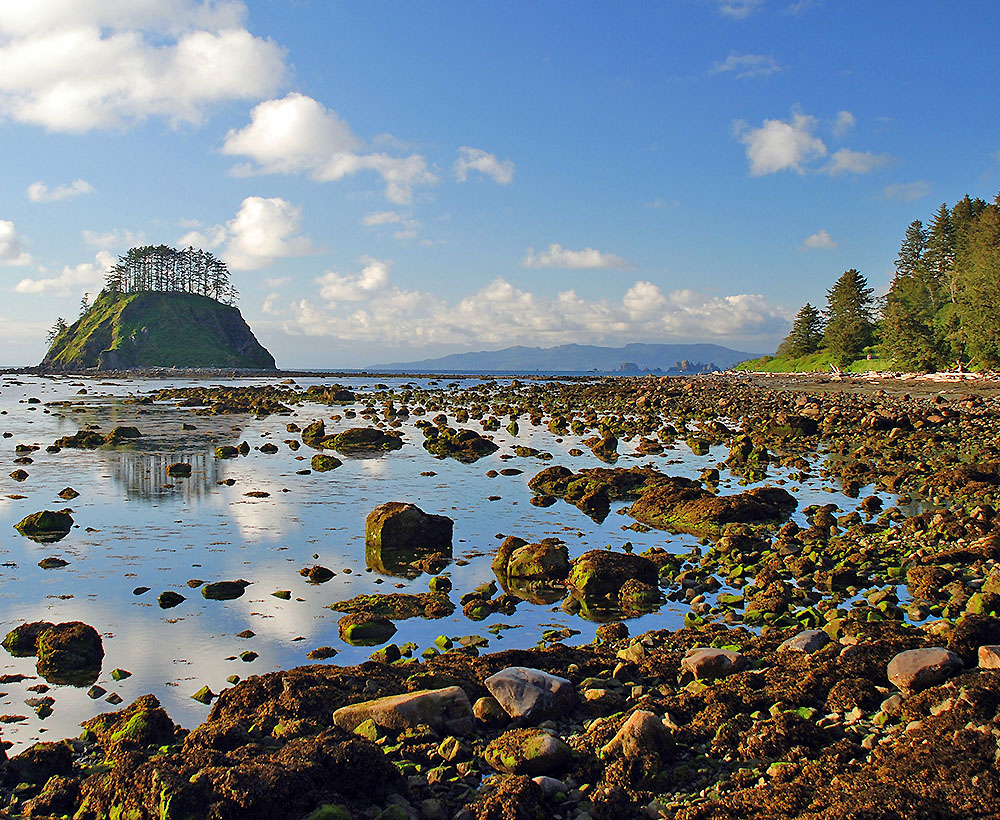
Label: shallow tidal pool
xmin=0 ymin=374 xmax=893 ymax=751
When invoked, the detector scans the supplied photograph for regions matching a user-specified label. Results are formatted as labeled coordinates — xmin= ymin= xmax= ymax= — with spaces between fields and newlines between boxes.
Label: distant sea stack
xmin=41 ymin=245 xmax=276 ymax=371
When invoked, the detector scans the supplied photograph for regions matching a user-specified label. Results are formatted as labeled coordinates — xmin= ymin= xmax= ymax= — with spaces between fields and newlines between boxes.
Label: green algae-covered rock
xmin=311 ymin=453 xmax=343 ymax=472
xmin=567 ymin=550 xmax=658 ymax=599
xmin=54 ymin=430 xmax=107 ymax=449
xmin=14 ymin=510 xmax=73 ymax=543
xmin=483 ymin=728 xmax=573 ymax=776
xmin=630 ymin=485 xmax=796 ymax=537
xmin=338 ymin=614 xmax=397 ymax=646
xmin=105 ymin=426 xmax=143 ymax=444
xmin=504 ymin=539 xmax=570 ymax=581
xmin=214 ymin=445 xmax=239 ymax=459
xmin=301 ymin=418 xmax=327 ymax=448
xmin=326 ymin=427 xmax=403 ymax=454
xmin=3 ymin=621 xmax=55 ymax=656
xmin=36 ymin=621 xmax=104 ymax=686
xmin=330 ymin=592 xmax=454 ymax=620
xmin=108 ymin=706 xmax=177 ymax=748
xmin=618 ymin=578 xmax=663 ymax=612
xmin=421 ymin=426 xmax=498 ymax=463
xmin=365 ymin=502 xmax=453 ymax=577
xmin=583 ymin=433 xmax=619 ymax=463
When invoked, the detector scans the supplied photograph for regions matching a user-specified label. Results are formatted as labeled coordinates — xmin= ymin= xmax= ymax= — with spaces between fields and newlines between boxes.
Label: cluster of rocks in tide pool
xmin=2 ymin=615 xmax=1000 ymax=819
xmin=10 ymin=372 xmax=1000 ymax=817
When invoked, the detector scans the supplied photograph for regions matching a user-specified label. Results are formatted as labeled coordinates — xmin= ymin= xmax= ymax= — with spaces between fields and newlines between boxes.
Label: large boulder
xmin=421 ymin=426 xmax=498 ymax=463
xmin=681 ymin=647 xmax=747 ymax=681
xmin=630 ymin=485 xmax=796 ymax=536
xmin=325 ymin=427 xmax=403 ymax=454
xmin=502 ymin=539 xmax=570 ymax=581
xmin=14 ymin=510 xmax=74 ymax=543
xmin=567 ymin=550 xmax=658 ymax=599
xmin=332 ymin=686 xmax=474 ymax=735
xmin=484 ymin=728 xmax=573 ymax=776
xmin=485 ymin=667 xmax=577 ymax=721
xmin=887 ymin=647 xmax=963 ymax=695
xmin=365 ymin=502 xmax=453 ymax=577
xmin=35 ymin=621 xmax=104 ymax=686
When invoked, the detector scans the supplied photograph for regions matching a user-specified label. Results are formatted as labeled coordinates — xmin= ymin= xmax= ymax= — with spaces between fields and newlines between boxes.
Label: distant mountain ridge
xmin=371 ymin=342 xmax=758 ymax=373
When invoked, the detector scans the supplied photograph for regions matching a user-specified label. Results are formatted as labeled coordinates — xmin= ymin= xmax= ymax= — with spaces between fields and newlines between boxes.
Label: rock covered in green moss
xmin=14 ymin=509 xmax=74 ymax=542
xmin=329 ymin=592 xmax=454 ymax=620
xmin=10 ymin=621 xmax=105 ymax=686
xmin=630 ymin=484 xmax=796 ymax=536
xmin=421 ymin=426 xmax=498 ymax=463
xmin=3 ymin=621 xmax=55 ymax=656
xmin=365 ymin=502 xmax=453 ymax=577
xmin=567 ymin=550 xmax=658 ymax=599
xmin=53 ymin=430 xmax=106 ymax=449
xmin=326 ymin=427 xmax=403 ymax=453
xmin=311 ymin=453 xmax=343 ymax=472
xmin=483 ymin=728 xmax=572 ymax=775
xmin=337 ymin=614 xmax=397 ymax=646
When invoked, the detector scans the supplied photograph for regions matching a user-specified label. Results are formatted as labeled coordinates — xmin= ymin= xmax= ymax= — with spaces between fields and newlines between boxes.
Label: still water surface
xmin=0 ymin=374 xmax=891 ymax=750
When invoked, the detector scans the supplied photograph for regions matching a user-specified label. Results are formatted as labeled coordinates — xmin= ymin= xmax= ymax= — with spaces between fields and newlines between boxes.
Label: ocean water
xmin=0 ymin=374 xmax=893 ymax=750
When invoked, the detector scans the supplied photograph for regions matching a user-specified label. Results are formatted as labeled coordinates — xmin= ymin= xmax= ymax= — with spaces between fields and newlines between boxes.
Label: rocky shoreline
xmin=4 ymin=372 xmax=1000 ymax=819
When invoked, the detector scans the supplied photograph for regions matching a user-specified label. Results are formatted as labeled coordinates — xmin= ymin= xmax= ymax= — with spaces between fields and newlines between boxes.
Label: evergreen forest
xmin=772 ymin=192 xmax=1000 ymax=371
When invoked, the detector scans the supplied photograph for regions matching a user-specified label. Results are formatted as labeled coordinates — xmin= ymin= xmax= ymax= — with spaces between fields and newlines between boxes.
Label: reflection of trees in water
xmin=106 ymin=450 xmax=222 ymax=501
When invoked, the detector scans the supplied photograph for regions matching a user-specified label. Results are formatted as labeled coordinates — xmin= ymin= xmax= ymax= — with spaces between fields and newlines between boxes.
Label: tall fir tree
xmin=881 ymin=220 xmax=941 ymax=370
xmin=824 ymin=269 xmax=874 ymax=365
xmin=777 ymin=303 xmax=824 ymax=358
xmin=953 ymin=201 xmax=1000 ymax=365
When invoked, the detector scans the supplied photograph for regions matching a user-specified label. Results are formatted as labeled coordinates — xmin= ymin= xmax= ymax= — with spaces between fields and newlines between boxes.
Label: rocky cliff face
xmin=41 ymin=291 xmax=276 ymax=370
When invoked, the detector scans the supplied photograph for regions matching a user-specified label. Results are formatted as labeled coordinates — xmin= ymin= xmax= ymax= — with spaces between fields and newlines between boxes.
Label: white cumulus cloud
xmin=27 ymin=178 xmax=94 ymax=202
xmin=799 ymin=229 xmax=837 ymax=250
xmin=711 ymin=53 xmax=780 ymax=78
xmin=179 ymin=196 xmax=316 ymax=270
xmin=0 ymin=1 xmax=287 ymax=132
xmin=737 ymin=110 xmax=890 ymax=177
xmin=0 ymin=220 xmax=32 ymax=266
xmin=222 ymin=196 xmax=316 ymax=271
xmin=736 ymin=112 xmax=827 ymax=175
xmin=454 ymin=147 xmax=515 ymax=184
xmin=223 ymin=93 xmax=437 ymax=204
xmin=824 ymin=148 xmax=891 ymax=175
xmin=14 ymin=250 xmax=114 ymax=295
xmin=317 ymin=257 xmax=392 ymax=302
xmin=269 ymin=262 xmax=788 ymax=350
xmin=522 ymin=243 xmax=634 ymax=270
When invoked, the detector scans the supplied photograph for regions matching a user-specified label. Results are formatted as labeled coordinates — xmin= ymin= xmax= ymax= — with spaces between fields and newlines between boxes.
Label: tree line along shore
xmin=741 ymin=191 xmax=1000 ymax=374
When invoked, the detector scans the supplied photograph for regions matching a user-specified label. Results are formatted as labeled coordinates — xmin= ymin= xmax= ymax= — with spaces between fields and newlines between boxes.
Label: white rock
xmin=485 ymin=666 xmax=577 ymax=720
xmin=332 ymin=686 xmax=474 ymax=735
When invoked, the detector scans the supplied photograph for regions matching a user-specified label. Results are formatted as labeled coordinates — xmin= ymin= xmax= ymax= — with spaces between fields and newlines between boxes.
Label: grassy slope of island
xmin=43 ymin=289 xmax=276 ymax=371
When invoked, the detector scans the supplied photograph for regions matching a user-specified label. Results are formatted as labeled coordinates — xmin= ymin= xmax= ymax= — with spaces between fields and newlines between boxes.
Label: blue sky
xmin=1 ymin=1 xmax=999 ymax=367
